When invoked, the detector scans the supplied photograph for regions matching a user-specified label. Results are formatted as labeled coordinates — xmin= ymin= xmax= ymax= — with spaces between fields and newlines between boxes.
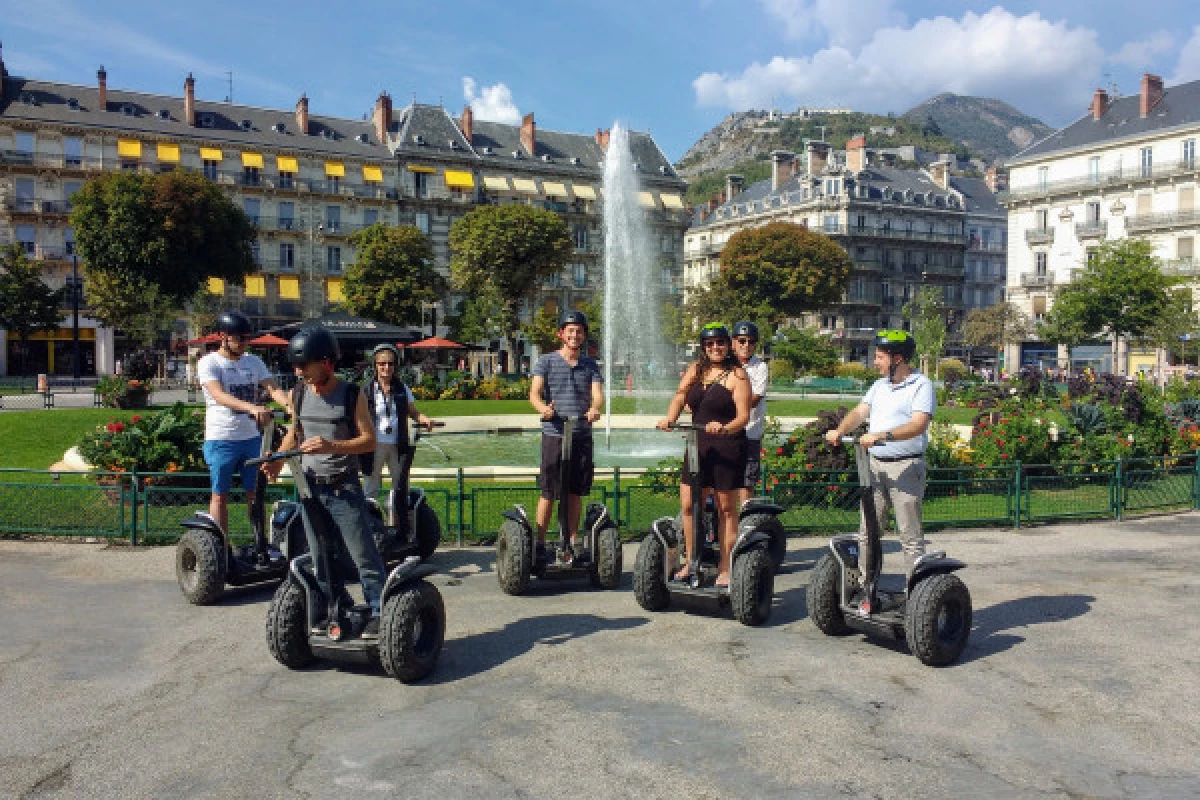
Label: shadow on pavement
xmin=430 ymin=613 xmax=649 ymax=683
xmin=963 ymin=593 xmax=1095 ymax=662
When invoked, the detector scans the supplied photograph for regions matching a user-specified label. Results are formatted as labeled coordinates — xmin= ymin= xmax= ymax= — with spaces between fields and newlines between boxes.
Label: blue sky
xmin=3 ymin=0 xmax=1199 ymax=161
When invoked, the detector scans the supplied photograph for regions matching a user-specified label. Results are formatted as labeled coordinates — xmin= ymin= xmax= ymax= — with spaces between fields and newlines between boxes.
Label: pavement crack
xmin=21 ymin=760 xmax=71 ymax=798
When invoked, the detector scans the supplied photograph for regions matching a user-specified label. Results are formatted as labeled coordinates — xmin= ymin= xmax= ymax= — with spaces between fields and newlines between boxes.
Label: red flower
xmin=1019 ymin=436 xmax=1027 ymax=443
xmin=1000 ymin=453 xmax=1009 ymax=459
xmin=761 ymin=449 xmax=767 ymax=456
xmin=112 ymin=422 xmax=126 ymax=433
xmin=131 ymin=415 xmax=142 ymax=423
xmin=776 ymin=447 xmax=784 ymax=455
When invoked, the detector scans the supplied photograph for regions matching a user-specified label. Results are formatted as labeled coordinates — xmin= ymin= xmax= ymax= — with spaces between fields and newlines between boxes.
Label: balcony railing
xmin=1020 ymin=273 xmax=1055 ymax=287
xmin=967 ymin=239 xmax=1006 ymax=252
xmin=0 ymin=150 xmax=104 ymax=170
xmin=920 ymin=264 xmax=965 ymax=279
xmin=841 ymin=285 xmax=884 ymax=306
xmin=1025 ymin=227 xmax=1055 ymax=245
xmin=826 ymin=223 xmax=966 ymax=245
xmin=1163 ymin=258 xmax=1199 ymax=276
xmin=1007 ymin=159 xmax=1200 ymax=202
xmin=1074 ymin=220 xmax=1108 ymax=238
xmin=1125 ymin=209 xmax=1200 ymax=232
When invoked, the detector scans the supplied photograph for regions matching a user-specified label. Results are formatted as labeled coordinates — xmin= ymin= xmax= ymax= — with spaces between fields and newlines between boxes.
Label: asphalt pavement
xmin=1 ymin=516 xmax=1198 ymax=799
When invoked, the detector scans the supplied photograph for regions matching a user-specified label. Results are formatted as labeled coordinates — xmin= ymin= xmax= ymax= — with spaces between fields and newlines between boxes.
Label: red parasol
xmin=248 ymin=333 xmax=289 ymax=347
xmin=407 ymin=336 xmax=466 ymax=349
xmin=187 ymin=332 xmax=222 ymax=345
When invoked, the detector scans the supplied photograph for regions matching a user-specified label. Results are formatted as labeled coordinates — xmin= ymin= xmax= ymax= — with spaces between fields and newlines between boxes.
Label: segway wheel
xmin=414 ymin=502 xmax=442 ymax=561
xmin=265 ymin=580 xmax=315 ymax=669
xmin=379 ymin=580 xmax=445 ymax=683
xmin=731 ymin=546 xmax=773 ymax=626
xmin=807 ymin=553 xmax=851 ymax=635
xmin=632 ymin=535 xmax=670 ymax=611
xmin=589 ymin=523 xmax=623 ymax=589
xmin=176 ymin=529 xmax=226 ymax=605
xmin=496 ymin=519 xmax=532 ymax=595
xmin=741 ymin=513 xmax=787 ymax=573
xmin=905 ymin=573 xmax=972 ymax=667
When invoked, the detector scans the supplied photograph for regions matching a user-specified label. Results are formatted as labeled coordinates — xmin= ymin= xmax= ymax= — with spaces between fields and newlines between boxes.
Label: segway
xmin=254 ymin=447 xmax=444 ymax=683
xmin=807 ymin=437 xmax=972 ymax=666
xmin=633 ymin=424 xmax=776 ymax=626
xmin=671 ymin=496 xmax=787 ymax=572
xmin=495 ymin=416 xmax=622 ymax=595
xmin=176 ymin=412 xmax=306 ymax=605
xmin=365 ymin=420 xmax=447 ymax=564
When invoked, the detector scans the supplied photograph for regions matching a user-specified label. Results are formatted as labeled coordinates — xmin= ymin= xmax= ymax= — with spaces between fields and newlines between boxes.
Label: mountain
xmin=676 ymin=94 xmax=1052 ymax=204
xmin=901 ymin=93 xmax=1054 ymax=164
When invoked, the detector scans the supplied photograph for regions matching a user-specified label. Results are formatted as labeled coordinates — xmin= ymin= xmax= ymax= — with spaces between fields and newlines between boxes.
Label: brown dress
xmin=682 ymin=371 xmax=748 ymax=491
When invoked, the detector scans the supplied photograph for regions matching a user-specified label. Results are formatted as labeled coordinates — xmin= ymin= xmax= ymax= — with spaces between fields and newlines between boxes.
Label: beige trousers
xmin=858 ymin=455 xmax=927 ymax=578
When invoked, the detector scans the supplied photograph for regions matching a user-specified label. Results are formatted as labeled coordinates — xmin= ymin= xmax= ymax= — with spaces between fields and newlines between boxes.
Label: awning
xmin=572 ymin=184 xmax=597 ymax=200
xmin=362 ymin=165 xmax=383 ymax=183
xmin=638 ymin=191 xmax=657 ymax=209
xmin=483 ymin=175 xmax=511 ymax=191
xmin=244 ymin=275 xmax=265 ymax=297
xmin=512 ymin=178 xmax=539 ymax=194
xmin=117 ymin=139 xmax=142 ymax=159
xmin=241 ymin=152 xmax=264 ymax=169
xmin=157 ymin=143 xmax=180 ymax=163
xmin=660 ymin=193 xmax=685 ymax=209
xmin=200 ymin=147 xmax=223 ymax=162
xmin=270 ymin=311 xmax=424 ymax=346
xmin=326 ymin=278 xmax=344 ymax=303
xmin=207 ymin=277 xmax=225 ymax=295
xmin=279 ymin=276 xmax=300 ymax=300
xmin=542 ymin=181 xmax=568 ymax=197
xmin=276 ymin=155 xmax=298 ymax=173
xmin=407 ymin=165 xmax=437 ymax=174
xmin=444 ymin=170 xmax=475 ymax=189
xmin=324 ymin=161 xmax=345 ymax=178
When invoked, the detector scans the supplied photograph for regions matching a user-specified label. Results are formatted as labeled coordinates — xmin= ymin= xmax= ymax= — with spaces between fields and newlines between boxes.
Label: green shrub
xmin=938 ymin=358 xmax=966 ymax=383
xmin=769 ymin=360 xmax=795 ymax=383
xmin=834 ymin=362 xmax=876 ymax=383
xmin=76 ymin=403 xmax=204 ymax=475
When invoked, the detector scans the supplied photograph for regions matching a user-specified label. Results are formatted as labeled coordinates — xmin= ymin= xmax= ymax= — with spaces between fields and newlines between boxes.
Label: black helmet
xmin=732 ymin=320 xmax=759 ymax=341
xmin=558 ymin=309 xmax=589 ymax=332
xmin=699 ymin=322 xmax=731 ymax=343
xmin=371 ymin=343 xmax=400 ymax=362
xmin=216 ymin=310 xmax=253 ymax=336
xmin=874 ymin=329 xmax=916 ymax=361
xmin=288 ymin=326 xmax=340 ymax=365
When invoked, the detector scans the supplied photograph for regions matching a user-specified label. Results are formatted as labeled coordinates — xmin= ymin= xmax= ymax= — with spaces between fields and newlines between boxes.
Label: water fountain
xmin=601 ymin=122 xmax=674 ymax=447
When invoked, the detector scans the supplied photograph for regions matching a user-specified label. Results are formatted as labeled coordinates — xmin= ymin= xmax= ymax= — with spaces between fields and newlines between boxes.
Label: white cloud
xmin=759 ymin=0 xmax=905 ymax=50
xmin=1172 ymin=25 xmax=1200 ymax=83
xmin=695 ymin=7 xmax=1105 ymax=123
xmin=462 ymin=77 xmax=521 ymax=124
xmin=1109 ymin=31 xmax=1175 ymax=68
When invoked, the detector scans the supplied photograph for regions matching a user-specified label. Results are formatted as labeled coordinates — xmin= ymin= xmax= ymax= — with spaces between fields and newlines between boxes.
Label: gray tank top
xmin=297 ymin=380 xmax=358 ymax=477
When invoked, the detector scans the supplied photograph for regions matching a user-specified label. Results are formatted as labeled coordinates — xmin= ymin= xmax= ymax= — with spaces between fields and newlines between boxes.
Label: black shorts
xmin=539 ymin=434 xmax=594 ymax=500
xmin=745 ymin=438 xmax=762 ymax=490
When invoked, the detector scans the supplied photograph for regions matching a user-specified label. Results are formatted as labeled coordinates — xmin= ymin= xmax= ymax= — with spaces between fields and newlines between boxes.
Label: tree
xmin=522 ymin=299 xmax=603 ymax=353
xmin=1144 ymin=289 xmax=1199 ymax=368
xmin=962 ymin=302 xmax=1032 ymax=353
xmin=84 ymin=269 xmax=176 ymax=345
xmin=903 ymin=286 xmax=948 ymax=377
xmin=343 ymin=224 xmax=445 ymax=326
xmin=1042 ymin=239 xmax=1177 ymax=374
xmin=447 ymin=284 xmax=506 ymax=346
xmin=448 ymin=205 xmax=573 ymax=337
xmin=0 ymin=245 xmax=65 ymax=374
xmin=715 ymin=222 xmax=854 ymax=323
xmin=71 ymin=170 xmax=256 ymax=332
xmin=773 ymin=327 xmax=840 ymax=376
xmin=1037 ymin=287 xmax=1091 ymax=368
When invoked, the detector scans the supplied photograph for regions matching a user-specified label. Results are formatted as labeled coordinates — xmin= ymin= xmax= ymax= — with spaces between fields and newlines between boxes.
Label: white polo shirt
xmin=862 ymin=371 xmax=936 ymax=458
xmin=742 ymin=356 xmax=769 ymax=440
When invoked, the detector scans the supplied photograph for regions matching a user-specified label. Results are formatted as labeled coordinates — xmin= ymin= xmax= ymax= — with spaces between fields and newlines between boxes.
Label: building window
xmin=1035 ymin=252 xmax=1048 ymax=275
xmin=327 ymin=176 xmax=341 ymax=193
xmin=1086 ymin=201 xmax=1101 ymax=223
xmin=243 ymin=198 xmax=260 ymax=226
xmin=250 ymin=241 xmax=261 ymax=265
xmin=242 ymin=166 xmax=261 ymax=186
xmin=1140 ymin=146 xmax=1153 ymax=178
xmin=574 ymin=226 xmax=589 ymax=251
xmin=1037 ymin=166 xmax=1048 ymax=190
xmin=278 ymin=202 xmax=295 ymax=231
xmin=363 ymin=209 xmax=379 ymax=227
xmin=856 ymin=214 xmax=866 ymax=230
xmin=1179 ymin=237 xmax=1194 ymax=261
xmin=15 ymin=177 xmax=35 ymax=211
xmin=661 ymin=235 xmax=673 ymax=254
xmin=325 ymin=206 xmax=341 ymax=233
xmin=823 ymin=215 xmax=838 ymax=232
xmin=574 ymin=263 xmax=587 ymax=288
xmin=64 ymin=137 xmax=82 ymax=168
xmin=1035 ymin=209 xmax=1049 ymax=231
xmin=413 ymin=172 xmax=428 ymax=199
xmin=415 ymin=212 xmax=431 ymax=234
xmin=203 ymin=159 xmax=219 ymax=181
xmin=1088 ymin=156 xmax=1101 ymax=183
xmin=65 ymin=229 xmax=76 ymax=256
xmin=14 ymin=131 xmax=34 ymax=158
xmin=326 ymin=246 xmax=342 ymax=274
xmin=1184 ymin=139 xmax=1196 ymax=169
xmin=16 ymin=225 xmax=36 ymax=256
xmin=279 ymin=243 xmax=295 ymax=270
xmin=278 ymin=171 xmax=294 ymax=190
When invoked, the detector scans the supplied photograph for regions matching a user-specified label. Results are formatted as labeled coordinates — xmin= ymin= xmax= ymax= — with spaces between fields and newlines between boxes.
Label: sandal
xmin=715 ymin=573 xmax=730 ymax=589
xmin=673 ymin=566 xmax=691 ymax=581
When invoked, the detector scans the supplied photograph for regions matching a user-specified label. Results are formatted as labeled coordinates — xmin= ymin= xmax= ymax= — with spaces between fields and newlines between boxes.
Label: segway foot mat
xmin=308 ymin=635 xmax=378 ymax=663
xmin=668 ymin=583 xmax=730 ymax=602
xmin=536 ymin=564 xmax=592 ymax=580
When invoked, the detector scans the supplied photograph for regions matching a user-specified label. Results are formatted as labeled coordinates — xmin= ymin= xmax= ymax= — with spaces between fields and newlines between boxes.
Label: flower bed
xmin=75 ymin=403 xmax=204 ymax=477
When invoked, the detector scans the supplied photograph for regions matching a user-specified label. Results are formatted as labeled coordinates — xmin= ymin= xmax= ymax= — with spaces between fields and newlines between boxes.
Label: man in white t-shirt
xmin=825 ymin=330 xmax=935 ymax=613
xmin=732 ymin=321 xmax=769 ymax=505
xmin=197 ymin=311 xmax=291 ymax=534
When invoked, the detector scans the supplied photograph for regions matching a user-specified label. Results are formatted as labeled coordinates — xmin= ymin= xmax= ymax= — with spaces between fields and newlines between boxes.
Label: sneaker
xmin=361 ymin=615 xmax=381 ymax=640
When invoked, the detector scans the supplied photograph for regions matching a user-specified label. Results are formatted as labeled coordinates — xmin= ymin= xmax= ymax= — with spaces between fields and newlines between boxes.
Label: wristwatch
xmin=884 ymin=431 xmax=896 ymax=442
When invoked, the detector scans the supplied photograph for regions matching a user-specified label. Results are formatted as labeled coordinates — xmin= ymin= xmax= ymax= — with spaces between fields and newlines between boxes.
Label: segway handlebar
xmin=840 ymin=435 xmax=881 ymax=447
xmin=245 ymin=448 xmax=305 ymax=467
xmin=663 ymin=422 xmax=703 ymax=431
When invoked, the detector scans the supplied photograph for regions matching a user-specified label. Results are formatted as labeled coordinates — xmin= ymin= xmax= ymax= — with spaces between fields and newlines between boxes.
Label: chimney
xmin=1140 ymin=73 xmax=1164 ymax=118
xmin=726 ymin=174 xmax=744 ymax=201
xmin=183 ymin=73 xmax=195 ymax=127
xmin=373 ymin=91 xmax=393 ymax=144
xmin=295 ymin=94 xmax=310 ymax=135
xmin=771 ymin=151 xmax=796 ymax=191
xmin=460 ymin=105 xmax=474 ymax=144
xmin=845 ymin=135 xmax=867 ymax=173
xmin=595 ymin=128 xmax=610 ymax=151
xmin=985 ymin=165 xmax=999 ymax=193
xmin=97 ymin=66 xmax=107 ymax=112
xmin=929 ymin=157 xmax=952 ymax=190
xmin=520 ymin=112 xmax=536 ymax=157
xmin=1090 ymin=88 xmax=1109 ymax=120
xmin=806 ymin=140 xmax=830 ymax=176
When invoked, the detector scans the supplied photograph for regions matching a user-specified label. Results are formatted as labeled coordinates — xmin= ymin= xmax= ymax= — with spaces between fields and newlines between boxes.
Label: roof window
xmin=121 ymin=104 xmax=137 ymax=116
xmin=156 ymin=109 xmax=171 ymax=120
xmin=200 ymin=114 xmax=215 ymax=128
xmin=240 ymin=119 xmax=253 ymax=131
xmin=272 ymin=122 xmax=286 ymax=133
xmin=66 ymin=97 xmax=81 ymax=111
xmin=356 ymin=133 xmax=370 ymax=144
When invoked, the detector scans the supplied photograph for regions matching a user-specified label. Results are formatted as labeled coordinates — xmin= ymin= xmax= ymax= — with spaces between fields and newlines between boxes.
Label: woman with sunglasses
xmin=656 ymin=323 xmax=751 ymax=587
xmin=362 ymin=343 xmax=434 ymax=524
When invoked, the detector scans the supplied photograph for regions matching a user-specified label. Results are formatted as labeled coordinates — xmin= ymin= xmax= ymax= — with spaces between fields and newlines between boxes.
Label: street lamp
xmin=71 ymin=254 xmax=81 ymax=381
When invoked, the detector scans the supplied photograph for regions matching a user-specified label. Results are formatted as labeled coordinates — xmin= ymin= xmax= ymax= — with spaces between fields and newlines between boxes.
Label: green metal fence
xmin=3 ymin=455 xmax=1199 ymax=544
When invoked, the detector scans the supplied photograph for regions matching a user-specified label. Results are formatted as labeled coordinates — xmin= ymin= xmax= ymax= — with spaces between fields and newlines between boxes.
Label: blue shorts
xmin=202 ymin=437 xmax=262 ymax=495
